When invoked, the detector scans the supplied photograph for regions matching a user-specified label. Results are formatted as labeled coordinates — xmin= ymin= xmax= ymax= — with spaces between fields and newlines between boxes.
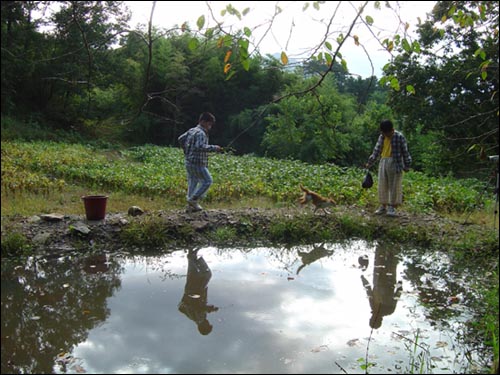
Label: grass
xmin=0 ymin=232 xmax=31 ymax=256
xmin=1 ymin=185 xmax=181 ymax=217
xmin=2 ymin=181 xmax=497 ymax=230
xmin=1 ymin=140 xmax=498 ymax=372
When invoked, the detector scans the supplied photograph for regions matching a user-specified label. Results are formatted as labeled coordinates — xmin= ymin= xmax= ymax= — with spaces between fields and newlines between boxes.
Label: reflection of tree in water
xmin=1 ymin=252 xmax=123 ymax=374
xmin=259 ymin=245 xmax=298 ymax=274
xmin=400 ymin=249 xmax=494 ymax=370
xmin=402 ymin=250 xmax=476 ymax=325
xmin=126 ymin=253 xmax=184 ymax=281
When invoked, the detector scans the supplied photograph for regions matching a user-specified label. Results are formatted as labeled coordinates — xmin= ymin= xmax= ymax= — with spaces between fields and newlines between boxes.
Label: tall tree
xmin=382 ymin=1 xmax=499 ymax=176
xmin=46 ymin=1 xmax=130 ymax=123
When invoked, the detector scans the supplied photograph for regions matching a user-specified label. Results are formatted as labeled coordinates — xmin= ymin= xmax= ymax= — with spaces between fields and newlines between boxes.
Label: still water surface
xmin=1 ymin=240 xmax=487 ymax=373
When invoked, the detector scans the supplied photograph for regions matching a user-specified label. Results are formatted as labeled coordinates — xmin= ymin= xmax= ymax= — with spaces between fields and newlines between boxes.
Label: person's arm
xmin=206 ymin=304 xmax=219 ymax=313
xmin=401 ymin=136 xmax=412 ymax=171
xmin=366 ymin=135 xmax=383 ymax=169
xmin=178 ymin=131 xmax=189 ymax=153
xmin=361 ymin=275 xmax=373 ymax=298
xmin=192 ymin=130 xmax=220 ymax=152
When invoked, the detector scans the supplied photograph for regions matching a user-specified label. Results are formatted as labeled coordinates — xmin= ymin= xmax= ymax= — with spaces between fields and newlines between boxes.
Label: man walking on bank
xmin=366 ymin=119 xmax=412 ymax=217
xmin=178 ymin=112 xmax=222 ymax=213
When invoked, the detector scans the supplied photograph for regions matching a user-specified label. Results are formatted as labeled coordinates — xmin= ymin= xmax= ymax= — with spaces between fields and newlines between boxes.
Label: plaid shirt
xmin=178 ymin=125 xmax=218 ymax=166
xmin=367 ymin=131 xmax=412 ymax=173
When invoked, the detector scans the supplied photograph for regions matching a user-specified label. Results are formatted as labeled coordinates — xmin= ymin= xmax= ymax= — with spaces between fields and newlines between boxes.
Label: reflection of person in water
xmin=361 ymin=244 xmax=403 ymax=329
xmin=178 ymin=249 xmax=218 ymax=335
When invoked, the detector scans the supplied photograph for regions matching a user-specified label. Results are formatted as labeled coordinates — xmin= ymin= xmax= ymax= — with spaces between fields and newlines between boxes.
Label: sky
xmin=124 ymin=1 xmax=437 ymax=78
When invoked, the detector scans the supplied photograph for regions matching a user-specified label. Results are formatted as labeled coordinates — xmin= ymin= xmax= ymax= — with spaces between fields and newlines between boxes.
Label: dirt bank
xmin=2 ymin=205 xmax=497 ymax=257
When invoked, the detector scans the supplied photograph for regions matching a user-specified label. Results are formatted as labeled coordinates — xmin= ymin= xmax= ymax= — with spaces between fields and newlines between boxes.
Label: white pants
xmin=378 ymin=158 xmax=403 ymax=207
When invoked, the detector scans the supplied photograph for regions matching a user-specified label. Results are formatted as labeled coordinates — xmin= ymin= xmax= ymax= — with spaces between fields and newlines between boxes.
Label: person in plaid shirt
xmin=178 ymin=112 xmax=222 ymax=212
xmin=366 ymin=120 xmax=411 ymax=217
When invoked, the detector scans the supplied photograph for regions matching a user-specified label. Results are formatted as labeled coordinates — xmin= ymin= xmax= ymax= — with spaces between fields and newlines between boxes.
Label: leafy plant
xmin=2 ymin=141 xmax=495 ymax=217
xmin=1 ymin=232 xmax=31 ymax=257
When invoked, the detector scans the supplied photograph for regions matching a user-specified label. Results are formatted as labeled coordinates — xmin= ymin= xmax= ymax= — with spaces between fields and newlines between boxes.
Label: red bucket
xmin=82 ymin=195 xmax=108 ymax=220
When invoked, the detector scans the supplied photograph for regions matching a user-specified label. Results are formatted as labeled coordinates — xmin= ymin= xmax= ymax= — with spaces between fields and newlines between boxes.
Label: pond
xmin=1 ymin=240 xmax=490 ymax=374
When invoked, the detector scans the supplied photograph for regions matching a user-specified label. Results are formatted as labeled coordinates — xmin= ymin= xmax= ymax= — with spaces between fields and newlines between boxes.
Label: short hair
xmin=198 ymin=319 xmax=213 ymax=335
xmin=370 ymin=314 xmax=382 ymax=329
xmin=199 ymin=112 xmax=216 ymax=123
xmin=380 ymin=120 xmax=394 ymax=133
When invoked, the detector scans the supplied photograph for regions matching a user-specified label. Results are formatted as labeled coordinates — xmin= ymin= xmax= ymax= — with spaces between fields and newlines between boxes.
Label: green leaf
xmin=412 ymin=41 xmax=421 ymax=53
xmin=402 ymin=38 xmax=411 ymax=53
xmin=196 ymin=15 xmax=205 ymax=30
xmin=467 ymin=144 xmax=478 ymax=153
xmin=386 ymin=40 xmax=394 ymax=52
xmin=225 ymin=70 xmax=236 ymax=81
xmin=390 ymin=77 xmax=400 ymax=91
xmin=205 ymin=28 xmax=214 ymax=38
xmin=325 ymin=53 xmax=332 ymax=65
xmin=241 ymin=58 xmax=250 ymax=71
xmin=223 ymin=35 xmax=233 ymax=47
xmin=238 ymin=38 xmax=249 ymax=50
xmin=244 ymin=27 xmax=252 ymax=37
xmin=325 ymin=41 xmax=332 ymax=51
xmin=239 ymin=39 xmax=249 ymax=59
xmin=188 ymin=38 xmax=199 ymax=51
xmin=226 ymin=4 xmax=242 ymax=20
xmin=365 ymin=15 xmax=374 ymax=25
xmin=341 ymin=59 xmax=347 ymax=71
xmin=406 ymin=85 xmax=415 ymax=95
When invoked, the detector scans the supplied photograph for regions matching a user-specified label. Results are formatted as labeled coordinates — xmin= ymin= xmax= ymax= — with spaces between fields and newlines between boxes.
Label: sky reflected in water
xmin=1 ymin=240 xmax=486 ymax=374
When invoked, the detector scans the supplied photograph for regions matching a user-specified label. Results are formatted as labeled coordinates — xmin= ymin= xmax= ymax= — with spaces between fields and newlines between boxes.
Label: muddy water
xmin=1 ymin=240 xmax=489 ymax=374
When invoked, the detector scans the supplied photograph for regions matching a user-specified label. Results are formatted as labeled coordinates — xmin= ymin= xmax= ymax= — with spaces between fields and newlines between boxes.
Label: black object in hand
xmin=362 ymin=170 xmax=373 ymax=189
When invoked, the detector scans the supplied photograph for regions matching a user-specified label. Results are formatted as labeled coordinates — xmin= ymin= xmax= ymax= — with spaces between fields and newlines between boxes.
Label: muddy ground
xmin=3 ymin=205 xmax=494 ymax=256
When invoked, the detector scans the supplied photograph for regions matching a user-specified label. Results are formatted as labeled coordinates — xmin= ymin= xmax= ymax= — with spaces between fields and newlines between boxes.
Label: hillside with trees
xmin=1 ymin=3 xmax=498 ymax=372
xmin=1 ymin=1 xmax=497 ymax=178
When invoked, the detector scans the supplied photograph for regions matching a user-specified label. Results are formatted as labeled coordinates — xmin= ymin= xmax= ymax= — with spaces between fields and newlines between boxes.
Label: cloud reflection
xmin=54 ymin=243 xmax=476 ymax=373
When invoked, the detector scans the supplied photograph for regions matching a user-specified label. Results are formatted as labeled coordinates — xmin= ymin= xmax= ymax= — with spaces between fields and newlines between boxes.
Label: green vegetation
xmin=2 ymin=141 xmax=494 ymax=217
xmin=0 ymin=231 xmax=31 ymax=257
xmin=1 ymin=140 xmax=498 ymax=373
xmin=1 ymin=2 xmax=497 ymax=177
xmin=120 ymin=215 xmax=196 ymax=249
xmin=1 ymin=1 xmax=498 ymax=371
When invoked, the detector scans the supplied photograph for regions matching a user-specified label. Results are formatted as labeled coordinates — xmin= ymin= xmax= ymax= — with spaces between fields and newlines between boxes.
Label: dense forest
xmin=1 ymin=1 xmax=498 ymax=179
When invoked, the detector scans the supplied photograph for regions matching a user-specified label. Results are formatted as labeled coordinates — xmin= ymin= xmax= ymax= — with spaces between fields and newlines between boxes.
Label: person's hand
xmin=207 ymin=304 xmax=219 ymax=312
xmin=215 ymin=145 xmax=222 ymax=152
